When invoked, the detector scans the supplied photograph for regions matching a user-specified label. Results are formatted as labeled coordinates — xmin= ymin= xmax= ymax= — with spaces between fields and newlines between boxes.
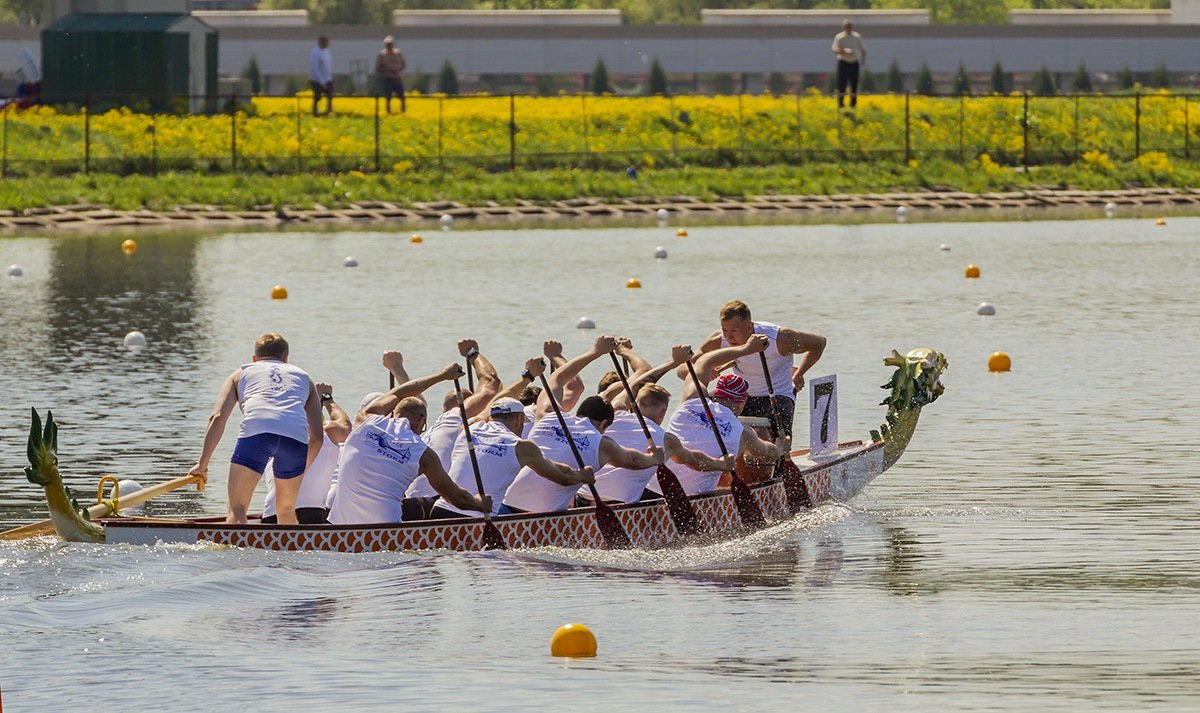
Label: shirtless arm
xmin=491 ymin=357 xmax=545 ymax=405
xmin=679 ymin=334 xmax=770 ymax=401
xmin=316 ymin=382 xmax=352 ymax=445
xmin=597 ymin=435 xmax=663 ymax=471
xmin=419 ymin=448 xmax=490 ymax=513
xmin=739 ymin=426 xmax=783 ymax=463
xmin=460 ymin=341 xmax=501 ymax=418
xmin=515 ymin=440 xmax=594 ymax=486
xmin=615 ymin=337 xmax=652 ymax=375
xmin=778 ymin=327 xmax=827 ymax=392
xmin=601 ymin=344 xmax=692 ymax=407
xmin=189 ymin=369 xmax=241 ymax=480
xmin=535 ymin=335 xmax=617 ymax=420
xmin=664 ymin=432 xmax=734 ymax=473
xmin=360 ymin=362 xmax=463 ymax=424
xmin=381 ymin=350 xmax=409 ymax=385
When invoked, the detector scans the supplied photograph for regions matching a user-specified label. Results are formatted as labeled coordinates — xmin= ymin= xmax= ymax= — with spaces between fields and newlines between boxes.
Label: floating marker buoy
xmin=938 ymin=244 xmax=951 ymax=252
xmin=271 ymin=285 xmax=288 ymax=300
xmin=440 ymin=214 xmax=454 ymax=231
xmin=575 ymin=317 xmax=596 ymax=330
xmin=896 ymin=206 xmax=909 ymax=223
xmin=550 ymin=623 xmax=597 ymax=658
xmin=676 ymin=228 xmax=688 ymax=237
xmin=655 ymin=208 xmax=670 ymax=226
xmin=410 ymin=233 xmax=424 ymax=244
xmin=344 ymin=256 xmax=358 ymax=268
xmin=1104 ymin=202 xmax=1117 ymax=218
xmin=988 ymin=351 xmax=1012 ymax=373
xmin=976 ymin=302 xmax=996 ymax=316
xmin=653 ymin=246 xmax=668 ymax=259
xmin=121 ymin=239 xmax=137 ymax=255
xmin=123 ymin=330 xmax=147 ymax=350
xmin=6 ymin=264 xmax=22 ymax=278
xmin=1156 ymin=218 xmax=1166 ymax=226
xmin=964 ymin=264 xmax=981 ymax=279
xmin=115 ymin=479 xmax=144 ymax=501
xmin=626 ymin=277 xmax=642 ymax=289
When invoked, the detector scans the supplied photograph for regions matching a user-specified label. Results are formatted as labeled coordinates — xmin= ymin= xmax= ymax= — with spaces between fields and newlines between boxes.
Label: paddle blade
xmin=778 ymin=458 xmax=814 ymax=511
xmin=481 ymin=520 xmax=508 ymax=551
xmin=656 ymin=464 xmax=704 ymax=537
xmin=593 ymin=500 xmax=632 ymax=549
xmin=728 ymin=471 xmax=767 ymax=529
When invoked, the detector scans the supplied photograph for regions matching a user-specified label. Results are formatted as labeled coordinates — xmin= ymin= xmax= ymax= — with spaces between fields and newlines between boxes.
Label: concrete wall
xmin=193 ymin=10 xmax=307 ymax=28
xmin=392 ymin=10 xmax=622 ymax=27
xmin=1009 ymin=10 xmax=1171 ymax=25
xmin=702 ymin=10 xmax=930 ymax=26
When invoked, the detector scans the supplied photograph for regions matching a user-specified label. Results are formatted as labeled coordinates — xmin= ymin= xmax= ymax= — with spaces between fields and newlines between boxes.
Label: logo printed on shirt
xmin=548 ymin=425 xmax=590 ymax=452
xmin=479 ymin=443 xmax=511 ymax=458
xmin=683 ymin=406 xmax=734 ymax=438
xmin=365 ymin=431 xmax=414 ymax=463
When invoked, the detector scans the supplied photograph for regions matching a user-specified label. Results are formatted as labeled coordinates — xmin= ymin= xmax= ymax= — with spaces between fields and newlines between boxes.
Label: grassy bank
xmin=0 ymin=156 xmax=1193 ymax=212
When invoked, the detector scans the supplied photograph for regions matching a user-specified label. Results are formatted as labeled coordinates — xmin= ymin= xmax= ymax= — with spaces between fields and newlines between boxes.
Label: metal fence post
xmin=904 ymin=93 xmax=911 ymax=163
xmin=1073 ymin=95 xmax=1079 ymax=163
xmin=1022 ymin=92 xmax=1029 ymax=169
xmin=1134 ymin=92 xmax=1141 ymax=158
xmin=230 ymin=92 xmax=238 ymax=171
xmin=151 ymin=112 xmax=158 ymax=175
xmin=668 ymin=93 xmax=677 ymax=162
xmin=958 ymin=94 xmax=964 ymax=162
xmin=581 ymin=93 xmax=590 ymax=165
xmin=84 ymin=97 xmax=90 ymax=174
xmin=374 ymin=96 xmax=381 ymax=172
xmin=437 ymin=96 xmax=444 ymax=171
xmin=737 ymin=93 xmax=745 ymax=163
xmin=295 ymin=96 xmax=302 ymax=173
xmin=794 ymin=91 xmax=801 ymax=161
xmin=2 ymin=109 xmax=7 ymax=178
xmin=1185 ymin=95 xmax=1190 ymax=159
xmin=508 ymin=94 xmax=516 ymax=171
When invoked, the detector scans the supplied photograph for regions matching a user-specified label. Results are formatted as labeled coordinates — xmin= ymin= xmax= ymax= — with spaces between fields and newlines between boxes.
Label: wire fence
xmin=1 ymin=91 xmax=1196 ymax=177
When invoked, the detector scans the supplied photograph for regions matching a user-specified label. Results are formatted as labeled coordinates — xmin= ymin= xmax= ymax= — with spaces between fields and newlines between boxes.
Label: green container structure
xmin=42 ymin=12 xmax=218 ymax=112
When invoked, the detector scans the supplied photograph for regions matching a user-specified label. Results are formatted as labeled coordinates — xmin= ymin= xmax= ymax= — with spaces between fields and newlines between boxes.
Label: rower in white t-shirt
xmin=327 ymin=360 xmax=490 ymax=524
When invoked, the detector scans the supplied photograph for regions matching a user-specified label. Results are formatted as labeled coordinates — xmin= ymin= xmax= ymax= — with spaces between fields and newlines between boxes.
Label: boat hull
xmin=103 ymin=441 xmax=885 ymax=552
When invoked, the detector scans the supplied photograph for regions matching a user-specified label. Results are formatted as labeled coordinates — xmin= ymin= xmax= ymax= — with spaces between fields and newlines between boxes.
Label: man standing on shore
xmin=309 ymin=35 xmax=333 ymax=116
xmin=831 ymin=19 xmax=866 ymax=114
xmin=376 ymin=35 xmax=407 ymax=114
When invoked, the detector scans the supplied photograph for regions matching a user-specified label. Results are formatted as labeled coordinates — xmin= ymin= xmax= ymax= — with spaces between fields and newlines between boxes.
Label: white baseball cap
xmin=490 ymin=397 xmax=524 ymax=416
xmin=358 ymin=391 xmax=384 ymax=413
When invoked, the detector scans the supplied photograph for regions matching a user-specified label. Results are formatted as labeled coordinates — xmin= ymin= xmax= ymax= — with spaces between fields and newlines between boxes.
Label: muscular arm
xmin=680 ymin=335 xmax=769 ymax=401
xmin=462 ymin=351 xmax=501 ymax=418
xmin=304 ymin=383 xmax=324 ymax=469
xmin=515 ymin=440 xmax=592 ymax=486
xmin=189 ymin=370 xmax=242 ymax=478
xmin=316 ymin=382 xmax=352 ymax=444
xmin=419 ymin=448 xmax=490 ymax=513
xmin=602 ymin=344 xmax=692 ymax=408
xmin=598 ymin=435 xmax=662 ymax=471
xmin=778 ymin=327 xmax=827 ymax=391
xmin=536 ymin=336 xmax=616 ymax=421
xmin=739 ymin=426 xmax=782 ymax=463
xmin=491 ymin=357 xmax=543 ymax=404
xmin=360 ymin=363 xmax=461 ymax=424
xmin=664 ymin=432 xmax=733 ymax=473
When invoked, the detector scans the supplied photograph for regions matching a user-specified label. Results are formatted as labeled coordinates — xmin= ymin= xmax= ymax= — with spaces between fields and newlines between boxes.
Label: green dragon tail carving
xmin=24 ymin=408 xmax=105 ymax=543
xmin=871 ymin=348 xmax=948 ymax=469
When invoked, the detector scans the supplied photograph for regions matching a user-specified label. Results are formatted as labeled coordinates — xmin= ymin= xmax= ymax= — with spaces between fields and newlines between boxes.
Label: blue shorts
xmin=231 ymin=433 xmax=307 ymax=479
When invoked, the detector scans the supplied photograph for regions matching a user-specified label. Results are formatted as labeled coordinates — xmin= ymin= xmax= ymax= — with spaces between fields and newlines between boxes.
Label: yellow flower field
xmin=1 ymin=92 xmax=1195 ymax=175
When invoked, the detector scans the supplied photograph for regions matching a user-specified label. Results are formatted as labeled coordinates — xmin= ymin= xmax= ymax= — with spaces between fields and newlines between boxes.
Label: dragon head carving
xmin=872 ymin=348 xmax=948 ymax=468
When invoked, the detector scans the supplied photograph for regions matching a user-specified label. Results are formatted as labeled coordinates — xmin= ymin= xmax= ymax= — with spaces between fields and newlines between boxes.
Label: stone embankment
xmin=2 ymin=188 xmax=1197 ymax=231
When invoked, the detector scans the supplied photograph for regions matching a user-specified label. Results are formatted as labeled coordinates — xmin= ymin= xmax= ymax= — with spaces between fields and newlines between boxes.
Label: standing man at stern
xmin=699 ymin=300 xmax=826 ymax=451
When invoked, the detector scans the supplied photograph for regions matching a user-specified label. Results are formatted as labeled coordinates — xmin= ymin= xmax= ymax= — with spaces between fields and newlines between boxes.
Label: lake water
xmin=1 ymin=218 xmax=1198 ymax=711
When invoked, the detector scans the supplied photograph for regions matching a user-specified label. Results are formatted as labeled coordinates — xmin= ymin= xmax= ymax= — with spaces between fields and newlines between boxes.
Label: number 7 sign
xmin=809 ymin=374 xmax=838 ymax=456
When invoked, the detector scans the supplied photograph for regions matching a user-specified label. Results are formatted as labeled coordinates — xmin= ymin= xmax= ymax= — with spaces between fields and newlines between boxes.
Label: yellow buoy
xmin=964 ymin=264 xmax=981 ymax=279
xmin=121 ymin=239 xmax=138 ymax=255
xmin=676 ymin=228 xmax=688 ymax=237
xmin=626 ymin=277 xmax=642 ymax=289
xmin=1156 ymin=218 xmax=1166 ymax=226
xmin=550 ymin=623 xmax=597 ymax=658
xmin=988 ymin=351 xmax=1011 ymax=373
xmin=410 ymin=233 xmax=424 ymax=244
xmin=271 ymin=285 xmax=288 ymax=300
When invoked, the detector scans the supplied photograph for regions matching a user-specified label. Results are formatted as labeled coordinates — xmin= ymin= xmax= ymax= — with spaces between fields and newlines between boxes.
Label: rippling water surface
xmin=1 ymin=219 xmax=1197 ymax=711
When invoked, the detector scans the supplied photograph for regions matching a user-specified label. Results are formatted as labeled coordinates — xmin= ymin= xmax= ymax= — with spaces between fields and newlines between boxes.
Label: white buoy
xmin=115 ymin=479 xmax=144 ymax=501
xmin=896 ymin=206 xmax=909 ymax=223
xmin=938 ymin=244 xmax=951 ymax=252
xmin=6 ymin=264 xmax=22 ymax=277
xmin=344 ymin=256 xmax=358 ymax=268
xmin=653 ymin=246 xmax=668 ymax=259
xmin=575 ymin=317 xmax=596 ymax=330
xmin=123 ymin=330 xmax=147 ymax=350
xmin=440 ymin=214 xmax=454 ymax=231
xmin=655 ymin=208 xmax=669 ymax=226
xmin=1104 ymin=202 xmax=1116 ymax=218
xmin=976 ymin=302 xmax=996 ymax=316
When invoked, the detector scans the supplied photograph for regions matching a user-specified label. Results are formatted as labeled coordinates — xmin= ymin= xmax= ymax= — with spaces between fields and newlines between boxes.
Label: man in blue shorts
xmin=189 ymin=333 xmax=325 ymax=524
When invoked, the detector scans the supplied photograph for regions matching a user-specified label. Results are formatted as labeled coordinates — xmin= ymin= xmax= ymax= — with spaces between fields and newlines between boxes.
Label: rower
xmin=403 ymin=340 xmax=501 ymax=518
xmin=657 ymin=336 xmax=785 ymax=497
xmin=262 ymin=381 xmax=351 ymax=524
xmin=188 ymin=333 xmax=325 ymax=525
xmin=500 ymin=336 xmax=664 ymax=514
xmin=427 ymin=375 xmax=593 ymax=521
xmin=326 ymin=362 xmax=490 ymax=525
xmin=698 ymin=299 xmax=826 ymax=451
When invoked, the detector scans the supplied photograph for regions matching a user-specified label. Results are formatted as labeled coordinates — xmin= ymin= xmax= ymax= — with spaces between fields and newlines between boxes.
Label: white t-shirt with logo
xmin=502 ymin=414 xmax=601 ymax=513
xmin=406 ymin=410 xmax=463 ymax=498
xmin=236 ymin=360 xmax=312 ymax=443
xmin=585 ymin=411 xmax=663 ymax=504
xmin=327 ymin=415 xmax=427 ymax=524
xmin=433 ymin=420 xmax=523 ymax=517
xmin=659 ymin=398 xmax=744 ymax=496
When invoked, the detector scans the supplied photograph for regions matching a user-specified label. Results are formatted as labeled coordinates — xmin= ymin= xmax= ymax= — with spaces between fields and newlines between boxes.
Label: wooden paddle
xmin=451 ymin=376 xmax=507 ymax=550
xmin=758 ymin=352 xmax=814 ymax=510
xmin=536 ymin=373 xmax=632 ymax=549
xmin=0 ymin=473 xmax=206 ymax=541
xmin=682 ymin=359 xmax=767 ymax=529
xmin=607 ymin=351 xmax=704 ymax=536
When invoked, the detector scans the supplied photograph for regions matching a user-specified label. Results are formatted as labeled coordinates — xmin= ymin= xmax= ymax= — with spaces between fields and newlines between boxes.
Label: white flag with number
xmin=809 ymin=374 xmax=838 ymax=456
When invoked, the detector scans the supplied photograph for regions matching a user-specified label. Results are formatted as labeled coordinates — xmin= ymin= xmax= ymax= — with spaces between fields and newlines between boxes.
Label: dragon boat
xmin=12 ymin=348 xmax=946 ymax=552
